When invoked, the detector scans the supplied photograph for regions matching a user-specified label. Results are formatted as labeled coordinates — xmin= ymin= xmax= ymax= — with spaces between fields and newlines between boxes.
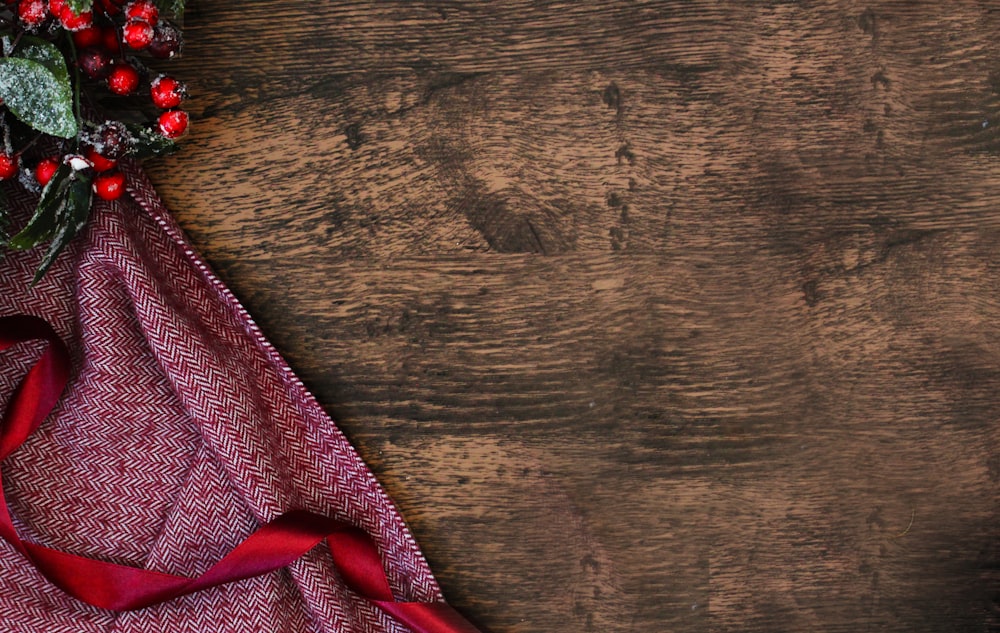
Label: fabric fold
xmin=0 ymin=163 xmax=470 ymax=633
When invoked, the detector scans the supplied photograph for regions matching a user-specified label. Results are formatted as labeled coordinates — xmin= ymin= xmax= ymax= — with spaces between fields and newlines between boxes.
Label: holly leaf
xmin=33 ymin=173 xmax=92 ymax=282
xmin=0 ymin=57 xmax=77 ymax=138
xmin=16 ymin=37 xmax=70 ymax=85
xmin=64 ymin=0 xmax=93 ymax=15
xmin=156 ymin=0 xmax=184 ymax=20
xmin=6 ymin=164 xmax=93 ymax=282
xmin=125 ymin=123 xmax=178 ymax=158
xmin=7 ymin=163 xmax=73 ymax=250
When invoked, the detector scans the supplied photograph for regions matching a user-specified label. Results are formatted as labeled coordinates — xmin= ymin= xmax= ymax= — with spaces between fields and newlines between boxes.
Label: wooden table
xmin=145 ymin=2 xmax=1000 ymax=631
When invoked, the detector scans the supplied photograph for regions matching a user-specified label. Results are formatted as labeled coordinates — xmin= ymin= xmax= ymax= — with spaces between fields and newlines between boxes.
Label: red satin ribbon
xmin=0 ymin=314 xmax=481 ymax=633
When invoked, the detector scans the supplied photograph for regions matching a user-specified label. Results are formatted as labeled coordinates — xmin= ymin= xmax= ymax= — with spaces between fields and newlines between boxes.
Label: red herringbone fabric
xmin=0 ymin=163 xmax=443 ymax=632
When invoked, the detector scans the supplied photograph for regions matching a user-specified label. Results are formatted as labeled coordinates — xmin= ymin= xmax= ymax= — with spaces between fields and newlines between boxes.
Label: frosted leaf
xmin=125 ymin=122 xmax=178 ymax=158
xmin=17 ymin=37 xmax=70 ymax=85
xmin=66 ymin=155 xmax=90 ymax=171
xmin=33 ymin=173 xmax=92 ymax=282
xmin=8 ymin=163 xmax=72 ymax=250
xmin=156 ymin=0 xmax=185 ymax=22
xmin=7 ymin=162 xmax=93 ymax=282
xmin=0 ymin=57 xmax=77 ymax=139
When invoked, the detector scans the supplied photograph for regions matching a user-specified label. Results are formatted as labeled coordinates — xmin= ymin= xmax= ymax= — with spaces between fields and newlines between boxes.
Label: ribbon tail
xmin=377 ymin=600 xmax=484 ymax=633
xmin=0 ymin=314 xmax=487 ymax=632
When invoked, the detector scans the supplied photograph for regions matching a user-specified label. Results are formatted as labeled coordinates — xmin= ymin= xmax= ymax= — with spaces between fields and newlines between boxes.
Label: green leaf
xmin=64 ymin=0 xmax=93 ymax=14
xmin=8 ymin=163 xmax=73 ymax=250
xmin=32 ymin=173 xmax=92 ymax=282
xmin=5 ymin=165 xmax=93 ymax=282
xmin=0 ymin=57 xmax=77 ymax=138
xmin=155 ymin=0 xmax=184 ymax=20
xmin=125 ymin=123 xmax=178 ymax=158
xmin=16 ymin=37 xmax=70 ymax=85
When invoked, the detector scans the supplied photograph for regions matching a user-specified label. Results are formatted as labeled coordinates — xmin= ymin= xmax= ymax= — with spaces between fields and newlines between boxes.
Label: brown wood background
xmin=144 ymin=2 xmax=1000 ymax=631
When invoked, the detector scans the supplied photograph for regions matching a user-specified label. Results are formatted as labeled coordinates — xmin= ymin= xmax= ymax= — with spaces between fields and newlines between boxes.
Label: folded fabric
xmin=0 ymin=162 xmax=475 ymax=633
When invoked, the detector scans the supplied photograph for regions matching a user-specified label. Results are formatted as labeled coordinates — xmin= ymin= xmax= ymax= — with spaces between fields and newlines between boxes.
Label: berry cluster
xmin=0 ymin=0 xmax=187 ymax=279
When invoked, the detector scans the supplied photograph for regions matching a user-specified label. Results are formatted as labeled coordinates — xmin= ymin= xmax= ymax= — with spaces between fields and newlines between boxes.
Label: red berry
xmin=149 ymin=75 xmax=185 ymax=109
xmin=72 ymin=25 xmax=103 ymax=48
xmin=35 ymin=157 xmax=59 ymax=187
xmin=0 ymin=153 xmax=18 ymax=180
xmin=47 ymin=0 xmax=63 ymax=16
xmin=85 ymin=147 xmax=116 ymax=172
xmin=58 ymin=5 xmax=92 ymax=30
xmin=148 ymin=20 xmax=182 ymax=59
xmin=78 ymin=47 xmax=111 ymax=79
xmin=17 ymin=0 xmax=47 ymax=27
xmin=106 ymin=62 xmax=139 ymax=95
xmin=93 ymin=170 xmax=125 ymax=200
xmin=101 ymin=25 xmax=121 ymax=53
xmin=157 ymin=109 xmax=188 ymax=138
xmin=122 ymin=19 xmax=154 ymax=49
xmin=124 ymin=0 xmax=156 ymax=23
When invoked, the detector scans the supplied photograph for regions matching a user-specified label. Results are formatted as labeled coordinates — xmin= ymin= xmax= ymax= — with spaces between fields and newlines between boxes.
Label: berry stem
xmin=65 ymin=34 xmax=83 ymax=151
xmin=8 ymin=30 xmax=23 ymax=53
xmin=13 ymin=132 xmax=45 ymax=159
xmin=0 ymin=113 xmax=10 ymax=153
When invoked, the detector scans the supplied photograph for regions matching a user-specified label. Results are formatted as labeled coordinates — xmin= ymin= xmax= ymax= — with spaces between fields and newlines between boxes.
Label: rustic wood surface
xmin=143 ymin=2 xmax=1000 ymax=631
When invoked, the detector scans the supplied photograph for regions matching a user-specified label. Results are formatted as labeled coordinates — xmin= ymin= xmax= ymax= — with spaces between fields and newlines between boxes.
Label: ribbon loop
xmin=0 ymin=314 xmax=480 ymax=633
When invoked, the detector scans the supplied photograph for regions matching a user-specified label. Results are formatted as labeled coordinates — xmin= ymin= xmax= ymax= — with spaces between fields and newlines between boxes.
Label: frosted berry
xmin=85 ymin=147 xmax=116 ymax=172
xmin=92 ymin=121 xmax=129 ymax=158
xmin=122 ymin=19 xmax=154 ymax=49
xmin=58 ymin=5 xmax=92 ymax=30
xmin=106 ymin=62 xmax=140 ymax=95
xmin=93 ymin=170 xmax=125 ymax=200
xmin=47 ymin=0 xmax=63 ymax=16
xmin=17 ymin=0 xmax=47 ymax=28
xmin=35 ymin=157 xmax=59 ymax=187
xmin=124 ymin=0 xmax=156 ymax=23
xmin=157 ymin=109 xmax=188 ymax=138
xmin=148 ymin=21 xmax=182 ymax=59
xmin=150 ymin=76 xmax=185 ymax=109
xmin=72 ymin=25 xmax=102 ymax=48
xmin=0 ymin=153 xmax=18 ymax=180
xmin=78 ymin=48 xmax=112 ymax=80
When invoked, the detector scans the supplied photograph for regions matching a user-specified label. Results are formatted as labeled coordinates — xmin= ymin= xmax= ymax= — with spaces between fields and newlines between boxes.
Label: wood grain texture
xmin=143 ymin=2 xmax=1000 ymax=631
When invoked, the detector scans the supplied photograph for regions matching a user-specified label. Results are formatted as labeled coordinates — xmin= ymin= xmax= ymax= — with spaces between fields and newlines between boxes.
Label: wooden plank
xmin=142 ymin=2 xmax=1000 ymax=631
xmin=151 ymin=4 xmax=1000 ymax=259
xmin=179 ymin=1 xmax=737 ymax=77
xmin=211 ymin=245 xmax=998 ymax=632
